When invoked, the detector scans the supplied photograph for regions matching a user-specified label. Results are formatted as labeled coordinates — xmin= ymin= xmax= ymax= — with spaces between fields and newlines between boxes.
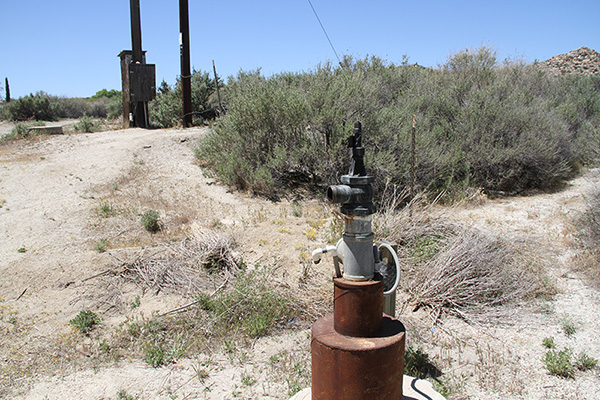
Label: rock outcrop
xmin=538 ymin=46 xmax=600 ymax=76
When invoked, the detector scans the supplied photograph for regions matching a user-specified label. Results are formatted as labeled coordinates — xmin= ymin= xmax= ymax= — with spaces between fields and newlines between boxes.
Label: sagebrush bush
xmin=149 ymin=69 xmax=220 ymax=128
xmin=2 ymin=90 xmax=121 ymax=121
xmin=196 ymin=48 xmax=600 ymax=200
xmin=73 ymin=115 xmax=95 ymax=133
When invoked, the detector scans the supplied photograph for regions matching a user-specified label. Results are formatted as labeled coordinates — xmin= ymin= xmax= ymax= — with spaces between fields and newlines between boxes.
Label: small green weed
xmin=291 ymin=201 xmax=303 ymax=217
xmin=404 ymin=346 xmax=436 ymax=379
xmin=116 ymin=389 xmax=138 ymax=400
xmin=100 ymin=339 xmax=110 ymax=354
xmin=144 ymin=346 xmax=167 ymax=367
xmin=543 ymin=347 xmax=574 ymax=378
xmin=561 ymin=315 xmax=577 ymax=337
xmin=130 ymin=295 xmax=141 ymax=309
xmin=141 ymin=209 xmax=161 ymax=233
xmin=575 ymin=351 xmax=598 ymax=371
xmin=241 ymin=373 xmax=256 ymax=387
xmin=95 ymin=238 xmax=108 ymax=253
xmin=70 ymin=310 xmax=101 ymax=335
xmin=542 ymin=336 xmax=556 ymax=349
xmin=17 ymin=246 xmax=26 ymax=253
xmin=98 ymin=201 xmax=114 ymax=218
xmin=197 ymin=267 xmax=292 ymax=338
xmin=192 ymin=365 xmax=209 ymax=382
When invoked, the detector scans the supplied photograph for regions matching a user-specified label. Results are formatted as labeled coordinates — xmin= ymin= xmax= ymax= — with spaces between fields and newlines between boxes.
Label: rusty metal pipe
xmin=333 ymin=277 xmax=383 ymax=337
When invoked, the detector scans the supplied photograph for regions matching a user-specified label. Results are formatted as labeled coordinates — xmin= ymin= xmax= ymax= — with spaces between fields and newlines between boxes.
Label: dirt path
xmin=1 ymin=126 xmax=599 ymax=399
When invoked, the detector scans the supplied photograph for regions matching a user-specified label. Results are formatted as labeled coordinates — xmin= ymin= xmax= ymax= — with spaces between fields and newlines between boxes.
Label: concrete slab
xmin=28 ymin=126 xmax=63 ymax=135
xmin=288 ymin=375 xmax=446 ymax=400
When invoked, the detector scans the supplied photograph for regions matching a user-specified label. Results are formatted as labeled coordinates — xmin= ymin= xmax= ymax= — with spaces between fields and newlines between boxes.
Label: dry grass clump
xmin=116 ymin=230 xmax=239 ymax=296
xmin=408 ymin=227 xmax=542 ymax=319
xmin=375 ymin=186 xmax=545 ymax=320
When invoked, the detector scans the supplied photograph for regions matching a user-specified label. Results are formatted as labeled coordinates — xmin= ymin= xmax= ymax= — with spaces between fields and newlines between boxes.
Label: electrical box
xmin=128 ymin=63 xmax=156 ymax=102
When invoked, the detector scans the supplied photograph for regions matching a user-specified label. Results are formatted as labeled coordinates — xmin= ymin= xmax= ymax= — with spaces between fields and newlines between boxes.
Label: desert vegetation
xmin=196 ymin=47 xmax=600 ymax=201
xmin=0 ymin=89 xmax=122 ymax=122
xmin=2 ymin=46 xmax=600 ymax=399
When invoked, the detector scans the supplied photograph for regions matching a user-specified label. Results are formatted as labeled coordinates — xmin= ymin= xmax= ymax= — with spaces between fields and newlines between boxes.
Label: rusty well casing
xmin=311 ymin=313 xmax=405 ymax=400
xmin=311 ymin=277 xmax=405 ymax=400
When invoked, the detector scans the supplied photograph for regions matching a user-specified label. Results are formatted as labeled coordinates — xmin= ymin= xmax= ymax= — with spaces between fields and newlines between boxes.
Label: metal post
xmin=179 ymin=0 xmax=193 ymax=128
xmin=212 ymin=60 xmax=224 ymax=115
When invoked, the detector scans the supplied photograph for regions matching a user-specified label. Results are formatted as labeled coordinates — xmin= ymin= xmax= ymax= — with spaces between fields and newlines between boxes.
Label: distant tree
xmin=158 ymin=79 xmax=170 ymax=95
xmin=90 ymin=88 xmax=121 ymax=100
xmin=5 ymin=78 xmax=10 ymax=102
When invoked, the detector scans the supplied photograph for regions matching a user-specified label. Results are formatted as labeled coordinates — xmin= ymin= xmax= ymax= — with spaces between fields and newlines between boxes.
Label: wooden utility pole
xmin=128 ymin=0 xmax=150 ymax=128
xmin=130 ymin=0 xmax=143 ymax=63
xmin=212 ymin=60 xmax=223 ymax=115
xmin=179 ymin=0 xmax=193 ymax=128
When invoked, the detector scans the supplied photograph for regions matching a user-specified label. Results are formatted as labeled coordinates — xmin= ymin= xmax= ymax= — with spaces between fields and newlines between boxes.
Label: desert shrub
xmin=149 ymin=69 xmax=220 ymax=128
xmin=73 ymin=115 xmax=95 ymax=133
xmin=0 ymin=121 xmax=45 ymax=143
xmin=141 ymin=209 xmax=161 ymax=232
xmin=69 ymin=310 xmax=101 ymax=335
xmin=575 ymin=351 xmax=598 ymax=371
xmin=544 ymin=347 xmax=575 ymax=378
xmin=107 ymin=97 xmax=123 ymax=120
xmin=197 ymin=48 xmax=600 ymax=200
xmin=2 ymin=91 xmax=117 ymax=121
xmin=4 ymin=92 xmax=60 ymax=121
xmin=407 ymin=227 xmax=544 ymax=319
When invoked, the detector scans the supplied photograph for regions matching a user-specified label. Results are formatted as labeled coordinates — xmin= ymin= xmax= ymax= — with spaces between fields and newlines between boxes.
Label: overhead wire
xmin=306 ymin=0 xmax=342 ymax=66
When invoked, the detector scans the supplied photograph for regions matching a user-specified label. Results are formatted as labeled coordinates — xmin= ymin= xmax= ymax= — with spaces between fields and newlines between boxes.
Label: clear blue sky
xmin=1 ymin=0 xmax=598 ymax=99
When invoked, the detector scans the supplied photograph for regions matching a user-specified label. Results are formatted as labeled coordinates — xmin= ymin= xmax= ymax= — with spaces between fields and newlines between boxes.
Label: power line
xmin=306 ymin=0 xmax=342 ymax=65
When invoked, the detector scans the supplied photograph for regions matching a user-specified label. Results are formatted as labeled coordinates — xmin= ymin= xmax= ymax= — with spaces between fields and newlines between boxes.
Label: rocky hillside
xmin=538 ymin=46 xmax=600 ymax=75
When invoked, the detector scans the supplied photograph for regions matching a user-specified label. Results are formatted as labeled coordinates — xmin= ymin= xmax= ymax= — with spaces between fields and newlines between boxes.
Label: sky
xmin=1 ymin=0 xmax=599 ymax=99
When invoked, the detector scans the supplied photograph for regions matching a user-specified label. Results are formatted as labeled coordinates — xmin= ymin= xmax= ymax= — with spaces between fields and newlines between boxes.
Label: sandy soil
xmin=1 ymin=123 xmax=599 ymax=399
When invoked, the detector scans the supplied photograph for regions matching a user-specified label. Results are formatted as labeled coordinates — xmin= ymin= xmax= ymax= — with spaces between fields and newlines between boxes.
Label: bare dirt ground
xmin=1 ymin=123 xmax=599 ymax=399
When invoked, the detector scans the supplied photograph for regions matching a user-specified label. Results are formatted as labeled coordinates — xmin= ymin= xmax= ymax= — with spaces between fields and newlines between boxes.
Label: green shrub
xmin=149 ymin=69 xmax=220 ymax=128
xmin=196 ymin=267 xmax=291 ymax=338
xmin=4 ymin=92 xmax=59 ymax=121
xmin=561 ymin=315 xmax=577 ymax=337
xmin=74 ymin=115 xmax=95 ymax=133
xmin=69 ymin=310 xmax=101 ymax=335
xmin=543 ymin=347 xmax=574 ymax=378
xmin=2 ymin=91 xmax=114 ymax=121
xmin=196 ymin=48 xmax=600 ymax=200
xmin=0 ymin=121 xmax=44 ymax=142
xmin=575 ymin=351 xmax=598 ymax=371
xmin=141 ymin=209 xmax=161 ymax=232
xmin=404 ymin=346 xmax=438 ymax=379
xmin=95 ymin=238 xmax=108 ymax=253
